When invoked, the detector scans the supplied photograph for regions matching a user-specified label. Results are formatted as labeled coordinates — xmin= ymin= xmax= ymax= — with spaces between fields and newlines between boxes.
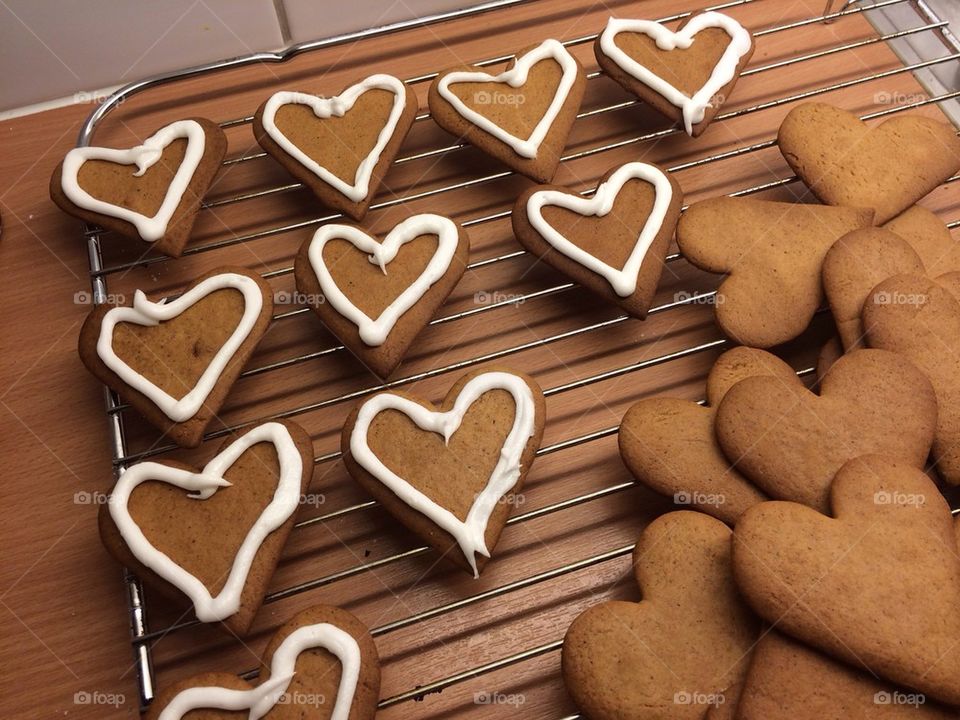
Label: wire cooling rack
xmin=75 ymin=0 xmax=960 ymax=715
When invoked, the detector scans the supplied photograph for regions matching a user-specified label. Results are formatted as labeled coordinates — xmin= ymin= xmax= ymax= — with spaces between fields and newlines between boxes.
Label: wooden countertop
xmin=1 ymin=1 xmax=957 ymax=717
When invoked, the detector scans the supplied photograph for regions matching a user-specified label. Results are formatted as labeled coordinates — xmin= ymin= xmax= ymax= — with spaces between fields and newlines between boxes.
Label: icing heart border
xmin=61 ymin=119 xmax=207 ymax=241
xmin=599 ymin=11 xmax=752 ymax=135
xmin=157 ymin=621 xmax=360 ymax=720
xmin=524 ymin=161 xmax=675 ymax=297
xmin=260 ymin=74 xmax=408 ymax=203
xmin=437 ymin=38 xmax=580 ymax=159
xmin=109 ymin=421 xmax=303 ymax=622
xmin=96 ymin=272 xmax=265 ymax=423
xmin=306 ymin=214 xmax=460 ymax=346
xmin=349 ymin=371 xmax=537 ymax=577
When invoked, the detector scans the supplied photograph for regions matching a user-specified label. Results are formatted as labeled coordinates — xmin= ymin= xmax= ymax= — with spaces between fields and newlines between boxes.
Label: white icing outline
xmin=349 ymin=371 xmax=537 ymax=577
xmin=599 ymin=12 xmax=753 ymax=135
xmin=60 ymin=119 xmax=207 ymax=241
xmin=437 ymin=38 xmax=580 ymax=159
xmin=109 ymin=422 xmax=303 ymax=622
xmin=157 ymin=621 xmax=361 ymax=720
xmin=96 ymin=272 xmax=265 ymax=423
xmin=525 ymin=162 xmax=675 ymax=297
xmin=306 ymin=214 xmax=460 ymax=346
xmin=260 ymin=74 xmax=408 ymax=203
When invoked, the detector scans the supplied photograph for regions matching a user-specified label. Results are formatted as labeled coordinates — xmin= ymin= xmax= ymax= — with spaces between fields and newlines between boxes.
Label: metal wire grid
xmin=74 ymin=0 xmax=960 ymax=713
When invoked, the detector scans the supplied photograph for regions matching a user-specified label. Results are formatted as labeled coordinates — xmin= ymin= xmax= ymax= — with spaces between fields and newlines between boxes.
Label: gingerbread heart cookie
xmin=145 ymin=604 xmax=380 ymax=720
xmin=595 ymin=11 xmax=754 ymax=136
xmin=100 ymin=420 xmax=312 ymax=635
xmin=677 ymin=197 xmax=873 ymax=347
xmin=733 ymin=455 xmax=960 ymax=706
xmin=294 ymin=214 xmax=469 ymax=378
xmin=78 ymin=267 xmax=273 ymax=448
xmin=716 ymin=348 xmax=936 ymax=512
xmin=736 ymin=631 xmax=958 ymax=720
xmin=427 ymin=39 xmax=587 ymax=182
xmin=778 ymin=103 xmax=960 ymax=224
xmin=823 ymin=228 xmax=927 ymax=350
xmin=619 ymin=347 xmax=801 ymax=524
xmin=863 ymin=274 xmax=960 ymax=485
xmin=885 ymin=205 xmax=960 ymax=275
xmin=562 ymin=511 xmax=759 ymax=720
xmin=253 ymin=74 xmax=417 ymax=220
xmin=512 ymin=161 xmax=682 ymax=317
xmin=50 ymin=118 xmax=227 ymax=257
xmin=342 ymin=367 xmax=545 ymax=576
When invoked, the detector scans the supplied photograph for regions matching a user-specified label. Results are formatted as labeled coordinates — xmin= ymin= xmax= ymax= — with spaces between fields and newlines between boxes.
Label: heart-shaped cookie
xmin=863 ymin=274 xmax=960 ymax=485
xmin=78 ymin=267 xmax=273 ymax=448
xmin=619 ymin=347 xmax=803 ymax=524
xmin=778 ymin=103 xmax=960 ymax=224
xmin=145 ymin=604 xmax=380 ymax=720
xmin=341 ymin=367 xmax=545 ymax=576
xmin=50 ymin=118 xmax=227 ymax=257
xmin=595 ymin=11 xmax=755 ymax=136
xmin=885 ymin=205 xmax=960 ymax=275
xmin=562 ymin=511 xmax=759 ymax=720
xmin=715 ymin=348 xmax=936 ymax=512
xmin=512 ymin=161 xmax=683 ymax=317
xmin=677 ymin=197 xmax=873 ymax=347
xmin=733 ymin=454 xmax=960 ymax=705
xmin=99 ymin=420 xmax=312 ymax=635
xmin=253 ymin=74 xmax=417 ymax=220
xmin=736 ymin=631 xmax=958 ymax=720
xmin=294 ymin=214 xmax=469 ymax=378
xmin=428 ymin=39 xmax=587 ymax=182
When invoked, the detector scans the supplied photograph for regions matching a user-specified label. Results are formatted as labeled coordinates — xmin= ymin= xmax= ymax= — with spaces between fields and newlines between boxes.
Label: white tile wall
xmin=0 ymin=0 xmax=483 ymax=115
xmin=280 ymin=0 xmax=473 ymax=44
xmin=0 ymin=0 xmax=285 ymax=112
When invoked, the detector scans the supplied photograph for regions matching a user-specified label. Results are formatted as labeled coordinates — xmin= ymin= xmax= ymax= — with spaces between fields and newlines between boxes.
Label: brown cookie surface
xmin=50 ymin=117 xmax=226 ymax=257
xmin=736 ymin=631 xmax=958 ymax=720
xmin=77 ymin=266 xmax=273 ymax=448
xmin=253 ymin=76 xmax=418 ymax=220
xmin=562 ymin=511 xmax=759 ymax=720
xmin=619 ymin=347 xmax=800 ymax=524
xmin=778 ymin=103 xmax=960 ymax=224
xmin=341 ymin=367 xmax=546 ymax=576
xmin=677 ymin=197 xmax=873 ymax=347
xmin=863 ymin=274 xmax=960 ymax=485
xmin=884 ymin=205 xmax=960 ymax=275
xmin=99 ymin=420 xmax=313 ymax=636
xmin=427 ymin=39 xmax=587 ymax=183
xmin=145 ymin=604 xmax=380 ymax=719
xmin=594 ymin=11 xmax=755 ymax=137
xmin=294 ymin=216 xmax=469 ymax=378
xmin=512 ymin=161 xmax=682 ymax=317
xmin=733 ymin=455 xmax=960 ymax=706
xmin=715 ymin=348 xmax=937 ymax=511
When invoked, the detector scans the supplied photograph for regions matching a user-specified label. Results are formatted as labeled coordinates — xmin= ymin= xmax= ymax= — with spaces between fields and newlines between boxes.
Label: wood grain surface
xmin=1 ymin=0 xmax=958 ymax=718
